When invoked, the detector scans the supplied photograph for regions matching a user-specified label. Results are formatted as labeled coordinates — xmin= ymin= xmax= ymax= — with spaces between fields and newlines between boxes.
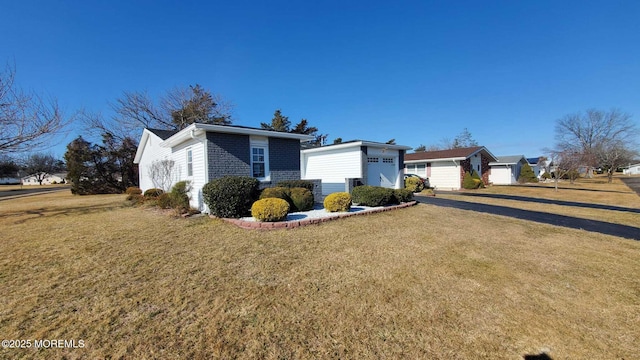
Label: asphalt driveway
xmin=620 ymin=176 xmax=640 ymax=196
xmin=415 ymin=194 xmax=640 ymax=241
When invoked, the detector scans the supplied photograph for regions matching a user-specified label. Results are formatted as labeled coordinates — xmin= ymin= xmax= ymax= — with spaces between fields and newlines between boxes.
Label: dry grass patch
xmin=0 ymin=191 xmax=639 ymax=359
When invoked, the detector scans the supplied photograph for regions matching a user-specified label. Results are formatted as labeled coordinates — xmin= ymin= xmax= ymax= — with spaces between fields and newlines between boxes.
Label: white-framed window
xmin=186 ymin=148 xmax=193 ymax=177
xmin=251 ymin=147 xmax=266 ymax=178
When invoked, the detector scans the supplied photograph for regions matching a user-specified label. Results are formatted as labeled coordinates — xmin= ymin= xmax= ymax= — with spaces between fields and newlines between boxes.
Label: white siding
xmin=137 ymin=132 xmax=172 ymax=191
xmin=429 ymin=161 xmax=461 ymax=190
xmin=489 ymin=166 xmax=515 ymax=185
xmin=170 ymin=135 xmax=207 ymax=210
xmin=302 ymin=147 xmax=362 ymax=195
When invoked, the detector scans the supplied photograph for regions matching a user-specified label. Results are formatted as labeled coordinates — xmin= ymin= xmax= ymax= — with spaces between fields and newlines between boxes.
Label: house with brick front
xmin=404 ymin=146 xmax=497 ymax=190
xmin=133 ymin=123 xmax=314 ymax=211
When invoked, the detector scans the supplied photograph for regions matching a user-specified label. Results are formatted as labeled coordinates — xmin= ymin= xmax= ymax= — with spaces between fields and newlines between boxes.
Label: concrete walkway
xmin=415 ymin=194 xmax=640 ymax=241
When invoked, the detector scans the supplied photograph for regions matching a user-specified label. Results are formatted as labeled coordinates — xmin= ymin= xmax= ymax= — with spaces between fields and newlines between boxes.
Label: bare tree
xmin=547 ymin=149 xmax=581 ymax=191
xmin=148 ymin=159 xmax=176 ymax=191
xmin=598 ymin=140 xmax=637 ymax=182
xmin=554 ymin=109 xmax=638 ymax=179
xmin=0 ymin=63 xmax=70 ymax=154
xmin=22 ymin=153 xmax=61 ymax=185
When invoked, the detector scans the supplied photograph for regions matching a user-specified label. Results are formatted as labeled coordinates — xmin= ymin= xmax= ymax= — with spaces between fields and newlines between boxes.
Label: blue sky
xmin=3 ymin=1 xmax=639 ymax=158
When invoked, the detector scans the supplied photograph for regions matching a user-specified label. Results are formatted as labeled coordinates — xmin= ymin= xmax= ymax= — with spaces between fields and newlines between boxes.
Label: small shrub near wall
xmin=144 ymin=188 xmax=164 ymax=198
xmin=324 ymin=192 xmax=352 ymax=212
xmin=404 ymin=177 xmax=424 ymax=192
xmin=276 ymin=180 xmax=315 ymax=192
xmin=126 ymin=187 xmax=143 ymax=195
xmin=260 ymin=186 xmax=314 ymax=212
xmin=393 ymin=188 xmax=414 ymax=203
xmin=462 ymin=171 xmax=483 ymax=189
xmin=351 ymin=186 xmax=395 ymax=207
xmin=251 ymin=198 xmax=290 ymax=222
xmin=202 ymin=176 xmax=260 ymax=218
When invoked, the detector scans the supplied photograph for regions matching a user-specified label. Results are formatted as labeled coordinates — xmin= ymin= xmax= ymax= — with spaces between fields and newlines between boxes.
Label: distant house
xmin=22 ymin=173 xmax=67 ymax=185
xmin=0 ymin=176 xmax=21 ymax=185
xmin=623 ymin=163 xmax=640 ymax=175
xmin=404 ymin=146 xmax=498 ymax=190
xmin=489 ymin=155 xmax=528 ymax=185
xmin=300 ymin=140 xmax=412 ymax=195
xmin=527 ymin=157 xmax=549 ymax=179
xmin=133 ymin=123 xmax=314 ymax=211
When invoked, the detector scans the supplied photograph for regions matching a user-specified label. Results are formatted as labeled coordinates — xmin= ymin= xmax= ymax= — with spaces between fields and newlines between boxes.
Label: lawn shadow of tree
xmin=524 ymin=352 xmax=553 ymax=360
xmin=3 ymin=203 xmax=128 ymax=225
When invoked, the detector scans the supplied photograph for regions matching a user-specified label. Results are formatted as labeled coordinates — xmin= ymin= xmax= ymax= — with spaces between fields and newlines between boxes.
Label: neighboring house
xmin=527 ymin=157 xmax=548 ymax=179
xmin=404 ymin=146 xmax=498 ymax=190
xmin=300 ymin=140 xmax=412 ymax=195
xmin=22 ymin=173 xmax=67 ymax=185
xmin=0 ymin=177 xmax=21 ymax=185
xmin=489 ymin=155 xmax=528 ymax=185
xmin=134 ymin=123 xmax=315 ymax=211
xmin=623 ymin=163 xmax=640 ymax=175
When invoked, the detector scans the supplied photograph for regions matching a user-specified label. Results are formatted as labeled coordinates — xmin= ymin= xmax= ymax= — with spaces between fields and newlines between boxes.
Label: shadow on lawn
xmin=524 ymin=353 xmax=553 ymax=360
xmin=416 ymin=196 xmax=640 ymax=241
xmin=454 ymin=192 xmax=640 ymax=213
xmin=3 ymin=203 xmax=126 ymax=225
xmin=509 ymin=184 xmax=632 ymax=194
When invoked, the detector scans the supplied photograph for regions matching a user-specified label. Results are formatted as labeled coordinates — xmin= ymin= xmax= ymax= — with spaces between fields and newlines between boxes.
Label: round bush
xmin=202 ymin=176 xmax=260 ymax=218
xmin=324 ymin=192 xmax=352 ymax=212
xmin=393 ymin=188 xmax=414 ymax=203
xmin=288 ymin=187 xmax=314 ymax=212
xmin=276 ymin=179 xmax=315 ymax=192
xmin=404 ymin=177 xmax=424 ymax=192
xmin=144 ymin=188 xmax=164 ymax=198
xmin=260 ymin=187 xmax=290 ymax=202
xmin=251 ymin=198 xmax=290 ymax=222
xmin=351 ymin=185 xmax=395 ymax=206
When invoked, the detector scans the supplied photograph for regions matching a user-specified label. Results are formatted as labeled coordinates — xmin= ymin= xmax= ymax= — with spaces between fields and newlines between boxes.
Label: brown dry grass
xmin=1 ymin=188 xmax=639 ymax=359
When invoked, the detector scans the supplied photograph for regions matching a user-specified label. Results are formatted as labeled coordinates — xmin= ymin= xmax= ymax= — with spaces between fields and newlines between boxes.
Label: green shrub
xmin=404 ymin=177 xmax=424 ymax=192
xmin=518 ymin=163 xmax=539 ymax=183
xmin=276 ymin=179 xmax=315 ymax=192
xmin=324 ymin=192 xmax=352 ymax=212
xmin=351 ymin=185 xmax=395 ymax=206
xmin=260 ymin=186 xmax=314 ymax=212
xmin=169 ymin=181 xmax=191 ymax=211
xmin=144 ymin=188 xmax=164 ymax=198
xmin=260 ymin=187 xmax=290 ymax=202
xmin=541 ymin=172 xmax=552 ymax=180
xmin=393 ymin=188 xmax=414 ymax=203
xmin=288 ymin=187 xmax=314 ymax=212
xmin=251 ymin=198 xmax=290 ymax=222
xmin=462 ymin=171 xmax=483 ymax=189
xmin=202 ymin=176 xmax=260 ymax=218
xmin=126 ymin=186 xmax=143 ymax=195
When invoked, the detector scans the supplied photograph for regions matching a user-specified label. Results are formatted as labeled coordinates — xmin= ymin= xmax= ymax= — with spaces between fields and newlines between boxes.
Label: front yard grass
xmin=1 ymin=189 xmax=639 ymax=359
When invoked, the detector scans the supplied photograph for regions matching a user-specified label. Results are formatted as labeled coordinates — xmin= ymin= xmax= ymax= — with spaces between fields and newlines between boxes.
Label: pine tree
xmin=518 ymin=163 xmax=538 ymax=183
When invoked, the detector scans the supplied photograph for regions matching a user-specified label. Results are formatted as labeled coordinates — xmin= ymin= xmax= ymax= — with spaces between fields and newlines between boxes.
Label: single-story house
xmin=489 ymin=155 xmax=528 ymax=185
xmin=623 ymin=163 xmax=640 ymax=175
xmin=300 ymin=140 xmax=412 ymax=195
xmin=22 ymin=173 xmax=67 ymax=185
xmin=527 ymin=157 xmax=549 ymax=179
xmin=0 ymin=177 xmax=21 ymax=185
xmin=134 ymin=123 xmax=315 ymax=211
xmin=404 ymin=146 xmax=498 ymax=190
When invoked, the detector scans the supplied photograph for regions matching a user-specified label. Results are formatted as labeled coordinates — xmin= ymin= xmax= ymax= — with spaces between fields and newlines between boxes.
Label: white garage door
xmin=367 ymin=156 xmax=396 ymax=188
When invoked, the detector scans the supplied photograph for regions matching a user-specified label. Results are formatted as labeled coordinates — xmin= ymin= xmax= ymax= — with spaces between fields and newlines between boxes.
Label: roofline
xmin=301 ymin=141 xmax=412 ymax=154
xmin=404 ymin=157 xmax=467 ymax=163
xmin=133 ymin=128 xmax=154 ymax=163
xmin=161 ymin=123 xmax=315 ymax=148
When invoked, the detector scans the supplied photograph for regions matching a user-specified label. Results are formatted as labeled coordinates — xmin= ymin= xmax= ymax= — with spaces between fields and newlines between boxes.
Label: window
xmin=382 ymin=157 xmax=394 ymax=164
xmin=186 ymin=148 xmax=193 ymax=176
xmin=367 ymin=157 xmax=379 ymax=163
xmin=252 ymin=147 xmax=266 ymax=178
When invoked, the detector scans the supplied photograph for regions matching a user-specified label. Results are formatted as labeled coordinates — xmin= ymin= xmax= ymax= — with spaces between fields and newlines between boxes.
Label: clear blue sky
xmin=3 ymin=0 xmax=639 ymax=159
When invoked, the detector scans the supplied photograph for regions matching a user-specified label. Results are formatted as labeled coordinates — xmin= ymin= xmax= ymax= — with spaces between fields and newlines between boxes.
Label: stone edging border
xmin=214 ymin=201 xmax=418 ymax=230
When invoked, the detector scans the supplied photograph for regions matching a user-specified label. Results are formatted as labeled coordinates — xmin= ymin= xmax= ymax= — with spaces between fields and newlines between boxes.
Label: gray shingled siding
xmin=206 ymin=132 xmax=250 ymax=181
xmin=268 ymin=137 xmax=301 ymax=185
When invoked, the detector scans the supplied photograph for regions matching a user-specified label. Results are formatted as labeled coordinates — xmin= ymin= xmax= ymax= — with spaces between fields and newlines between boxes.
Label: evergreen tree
xmin=261 ymin=109 xmax=291 ymax=131
xmin=518 ymin=163 xmax=538 ymax=183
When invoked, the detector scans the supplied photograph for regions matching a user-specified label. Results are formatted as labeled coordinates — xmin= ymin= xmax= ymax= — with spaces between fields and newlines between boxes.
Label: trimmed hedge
xmin=260 ymin=186 xmax=314 ymax=212
xmin=351 ymin=185 xmax=395 ymax=207
xmin=251 ymin=198 xmax=290 ymax=222
xmin=324 ymin=192 xmax=352 ymax=212
xmin=203 ymin=176 xmax=260 ymax=218
xmin=393 ymin=188 xmax=414 ymax=203
xmin=276 ymin=179 xmax=315 ymax=192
